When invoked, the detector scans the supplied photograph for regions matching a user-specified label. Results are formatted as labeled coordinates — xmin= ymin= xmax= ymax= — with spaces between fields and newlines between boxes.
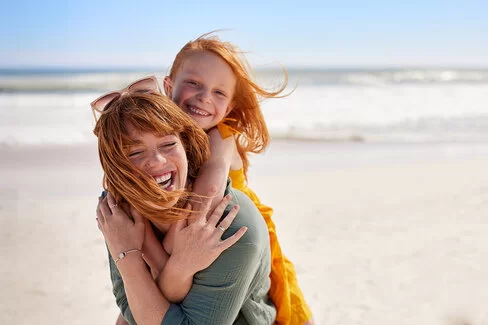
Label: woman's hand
xmin=96 ymin=192 xmax=145 ymax=261
xmin=164 ymin=189 xmax=247 ymax=277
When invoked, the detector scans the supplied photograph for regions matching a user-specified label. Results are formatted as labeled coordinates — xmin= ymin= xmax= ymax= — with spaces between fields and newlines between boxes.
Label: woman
xmin=92 ymin=76 xmax=276 ymax=324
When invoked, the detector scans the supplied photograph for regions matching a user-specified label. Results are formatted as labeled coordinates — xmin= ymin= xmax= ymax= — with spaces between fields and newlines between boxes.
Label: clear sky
xmin=1 ymin=0 xmax=487 ymax=68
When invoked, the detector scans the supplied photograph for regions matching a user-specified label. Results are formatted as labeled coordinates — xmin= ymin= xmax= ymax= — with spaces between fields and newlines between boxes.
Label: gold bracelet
xmin=114 ymin=249 xmax=141 ymax=264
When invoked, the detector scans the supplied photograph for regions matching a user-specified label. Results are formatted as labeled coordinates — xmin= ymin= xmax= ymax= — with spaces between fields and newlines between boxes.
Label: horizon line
xmin=1 ymin=64 xmax=488 ymax=72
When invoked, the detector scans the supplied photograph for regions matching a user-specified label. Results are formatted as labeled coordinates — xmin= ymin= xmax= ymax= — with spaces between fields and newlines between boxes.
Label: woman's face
xmin=125 ymin=124 xmax=188 ymax=193
xmin=167 ymin=51 xmax=236 ymax=130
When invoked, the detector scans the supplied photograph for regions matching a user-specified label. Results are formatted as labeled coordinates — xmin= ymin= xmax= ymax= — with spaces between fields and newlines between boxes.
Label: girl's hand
xmin=162 ymin=219 xmax=179 ymax=255
xmin=138 ymin=213 xmax=168 ymax=279
xmin=96 ymin=192 xmax=145 ymax=261
xmin=166 ymin=188 xmax=247 ymax=277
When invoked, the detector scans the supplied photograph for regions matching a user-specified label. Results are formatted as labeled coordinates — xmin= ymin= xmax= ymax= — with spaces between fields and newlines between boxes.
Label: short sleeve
xmin=216 ymin=118 xmax=240 ymax=139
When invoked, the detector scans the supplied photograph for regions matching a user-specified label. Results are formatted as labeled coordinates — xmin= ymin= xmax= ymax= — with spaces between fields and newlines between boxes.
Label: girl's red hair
xmin=166 ymin=32 xmax=289 ymax=178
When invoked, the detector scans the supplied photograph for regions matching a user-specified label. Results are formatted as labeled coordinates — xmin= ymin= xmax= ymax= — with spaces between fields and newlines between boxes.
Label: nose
xmin=197 ymin=88 xmax=212 ymax=103
xmin=145 ymin=149 xmax=167 ymax=168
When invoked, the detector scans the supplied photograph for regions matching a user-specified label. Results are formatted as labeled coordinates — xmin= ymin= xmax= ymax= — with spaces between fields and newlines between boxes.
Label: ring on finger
xmin=218 ymin=225 xmax=226 ymax=232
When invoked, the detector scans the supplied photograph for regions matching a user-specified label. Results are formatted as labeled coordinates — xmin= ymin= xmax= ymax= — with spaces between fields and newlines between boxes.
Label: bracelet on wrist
xmin=114 ymin=249 xmax=141 ymax=265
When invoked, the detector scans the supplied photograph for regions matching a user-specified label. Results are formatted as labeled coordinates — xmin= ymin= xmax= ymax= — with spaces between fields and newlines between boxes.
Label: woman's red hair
xmin=93 ymin=92 xmax=209 ymax=223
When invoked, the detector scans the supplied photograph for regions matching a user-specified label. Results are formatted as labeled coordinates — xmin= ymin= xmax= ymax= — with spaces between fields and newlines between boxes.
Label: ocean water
xmin=1 ymin=68 xmax=487 ymax=145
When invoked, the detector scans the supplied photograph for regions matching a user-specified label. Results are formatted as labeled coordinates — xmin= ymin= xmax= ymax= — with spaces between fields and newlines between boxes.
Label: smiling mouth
xmin=186 ymin=105 xmax=210 ymax=117
xmin=155 ymin=172 xmax=173 ymax=190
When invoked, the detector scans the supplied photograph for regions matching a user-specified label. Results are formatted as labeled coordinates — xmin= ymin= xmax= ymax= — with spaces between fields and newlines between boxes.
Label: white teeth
xmin=188 ymin=106 xmax=210 ymax=116
xmin=155 ymin=173 xmax=171 ymax=183
xmin=155 ymin=173 xmax=172 ymax=189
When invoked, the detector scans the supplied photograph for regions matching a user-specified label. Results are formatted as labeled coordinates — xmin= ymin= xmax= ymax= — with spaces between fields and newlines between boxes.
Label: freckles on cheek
xmin=128 ymin=159 xmax=146 ymax=176
xmin=172 ymin=91 xmax=184 ymax=106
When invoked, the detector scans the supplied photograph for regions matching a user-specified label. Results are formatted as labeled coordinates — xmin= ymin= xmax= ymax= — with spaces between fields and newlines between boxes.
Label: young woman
xmin=92 ymin=76 xmax=275 ymax=324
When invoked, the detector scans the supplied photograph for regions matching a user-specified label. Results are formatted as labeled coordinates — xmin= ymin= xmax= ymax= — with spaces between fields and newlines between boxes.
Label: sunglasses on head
xmin=90 ymin=75 xmax=161 ymax=121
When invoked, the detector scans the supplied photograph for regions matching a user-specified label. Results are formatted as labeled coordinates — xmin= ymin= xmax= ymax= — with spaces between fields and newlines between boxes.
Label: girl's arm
xmin=100 ymin=191 xmax=247 ymax=324
xmin=129 ymin=194 xmax=245 ymax=304
xmin=191 ymin=128 xmax=239 ymax=216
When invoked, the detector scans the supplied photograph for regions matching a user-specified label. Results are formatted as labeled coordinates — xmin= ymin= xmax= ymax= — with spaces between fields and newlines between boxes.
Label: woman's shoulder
xmin=223 ymin=181 xmax=269 ymax=247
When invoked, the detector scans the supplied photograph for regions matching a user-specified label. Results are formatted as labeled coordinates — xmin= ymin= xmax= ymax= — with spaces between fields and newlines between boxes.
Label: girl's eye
xmin=215 ymin=90 xmax=226 ymax=97
xmin=186 ymin=80 xmax=198 ymax=86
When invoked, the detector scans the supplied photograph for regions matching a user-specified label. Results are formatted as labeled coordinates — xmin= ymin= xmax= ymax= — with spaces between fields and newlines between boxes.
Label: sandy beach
xmin=2 ymin=140 xmax=488 ymax=325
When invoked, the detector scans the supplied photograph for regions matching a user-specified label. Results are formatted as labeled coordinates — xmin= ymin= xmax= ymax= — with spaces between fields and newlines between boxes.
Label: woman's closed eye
xmin=128 ymin=149 xmax=144 ymax=157
xmin=159 ymin=142 xmax=176 ymax=151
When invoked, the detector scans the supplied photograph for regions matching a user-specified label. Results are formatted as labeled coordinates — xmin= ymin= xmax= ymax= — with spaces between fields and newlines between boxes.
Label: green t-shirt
xmin=109 ymin=180 xmax=276 ymax=324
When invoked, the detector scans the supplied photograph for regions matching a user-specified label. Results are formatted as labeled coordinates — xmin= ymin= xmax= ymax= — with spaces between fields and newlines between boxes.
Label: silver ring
xmin=218 ymin=225 xmax=226 ymax=232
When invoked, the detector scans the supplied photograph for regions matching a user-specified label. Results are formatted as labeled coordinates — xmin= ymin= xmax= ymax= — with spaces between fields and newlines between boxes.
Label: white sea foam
xmin=0 ymin=92 xmax=97 ymax=145
xmin=1 ymin=69 xmax=488 ymax=145
xmin=262 ymin=83 xmax=488 ymax=142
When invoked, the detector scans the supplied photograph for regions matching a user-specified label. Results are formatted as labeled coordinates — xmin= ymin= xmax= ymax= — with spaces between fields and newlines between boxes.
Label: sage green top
xmin=108 ymin=180 xmax=276 ymax=324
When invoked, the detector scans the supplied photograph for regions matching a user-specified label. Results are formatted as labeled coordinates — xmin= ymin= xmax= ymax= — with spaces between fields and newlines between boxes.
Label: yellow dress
xmin=218 ymin=123 xmax=313 ymax=325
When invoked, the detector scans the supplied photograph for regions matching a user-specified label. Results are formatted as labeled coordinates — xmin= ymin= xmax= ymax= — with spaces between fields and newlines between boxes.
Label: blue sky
xmin=1 ymin=0 xmax=487 ymax=68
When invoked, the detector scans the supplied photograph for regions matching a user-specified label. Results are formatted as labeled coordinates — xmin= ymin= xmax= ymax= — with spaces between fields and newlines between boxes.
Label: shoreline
xmin=2 ymin=138 xmax=488 ymax=166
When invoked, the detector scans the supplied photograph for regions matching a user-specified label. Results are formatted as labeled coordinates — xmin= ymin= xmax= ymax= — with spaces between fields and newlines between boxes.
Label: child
xmin=163 ymin=32 xmax=313 ymax=325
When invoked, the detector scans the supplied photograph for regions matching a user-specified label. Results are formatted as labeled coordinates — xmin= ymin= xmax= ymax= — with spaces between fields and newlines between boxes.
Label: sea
xmin=1 ymin=67 xmax=487 ymax=145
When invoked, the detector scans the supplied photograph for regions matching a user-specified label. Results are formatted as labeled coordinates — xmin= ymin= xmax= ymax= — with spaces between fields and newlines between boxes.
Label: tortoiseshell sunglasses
xmin=90 ymin=75 xmax=161 ymax=121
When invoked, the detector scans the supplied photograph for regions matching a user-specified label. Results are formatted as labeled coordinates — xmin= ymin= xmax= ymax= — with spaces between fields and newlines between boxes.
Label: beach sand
xmin=2 ymin=140 xmax=488 ymax=325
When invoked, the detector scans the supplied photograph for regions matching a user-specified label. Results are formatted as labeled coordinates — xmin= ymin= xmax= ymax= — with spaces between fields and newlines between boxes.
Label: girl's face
xmin=125 ymin=124 xmax=188 ymax=194
xmin=166 ymin=51 xmax=236 ymax=130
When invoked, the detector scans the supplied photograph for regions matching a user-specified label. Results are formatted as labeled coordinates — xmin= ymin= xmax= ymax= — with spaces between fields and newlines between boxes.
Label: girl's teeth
xmin=189 ymin=106 xmax=209 ymax=116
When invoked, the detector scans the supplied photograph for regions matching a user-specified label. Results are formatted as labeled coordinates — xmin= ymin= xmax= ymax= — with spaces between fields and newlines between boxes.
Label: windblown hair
xmin=93 ymin=92 xmax=210 ymax=223
xmin=166 ymin=31 xmax=289 ymax=178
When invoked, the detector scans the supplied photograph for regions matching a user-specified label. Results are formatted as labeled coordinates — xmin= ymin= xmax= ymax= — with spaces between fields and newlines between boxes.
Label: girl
xmin=163 ymin=33 xmax=313 ymax=325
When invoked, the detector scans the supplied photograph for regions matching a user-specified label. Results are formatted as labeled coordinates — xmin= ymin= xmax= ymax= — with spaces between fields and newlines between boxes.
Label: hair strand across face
xmin=94 ymin=92 xmax=210 ymax=223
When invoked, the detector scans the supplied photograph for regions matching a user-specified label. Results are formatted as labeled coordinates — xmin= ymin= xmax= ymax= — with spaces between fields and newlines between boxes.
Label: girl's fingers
xmin=142 ymin=216 xmax=152 ymax=228
xmin=219 ymin=226 xmax=247 ymax=251
xmin=207 ymin=194 xmax=233 ymax=227
xmin=173 ymin=218 xmax=187 ymax=232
